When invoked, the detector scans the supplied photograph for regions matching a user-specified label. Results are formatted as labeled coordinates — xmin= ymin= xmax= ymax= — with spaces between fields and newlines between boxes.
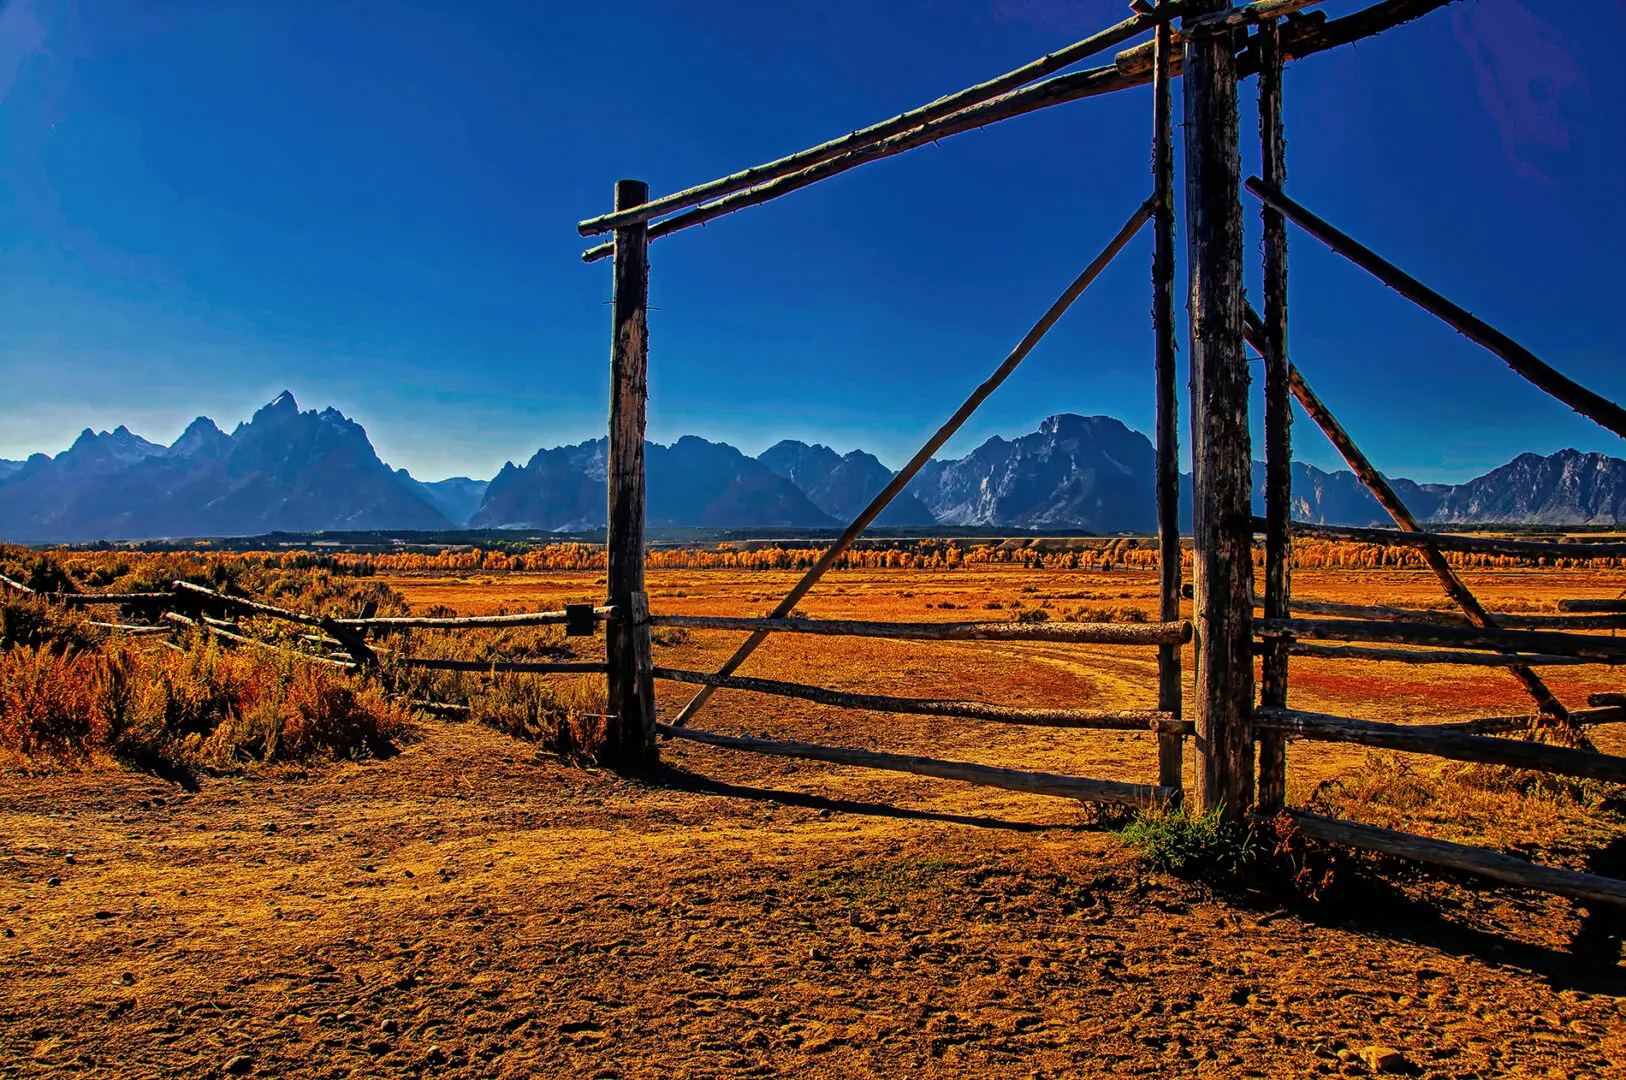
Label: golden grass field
xmin=3 ymin=562 xmax=1625 ymax=1078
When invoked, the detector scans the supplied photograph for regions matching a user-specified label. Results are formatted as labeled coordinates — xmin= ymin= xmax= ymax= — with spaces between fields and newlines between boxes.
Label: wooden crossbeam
xmin=1282 ymin=810 xmax=1626 ymax=909
xmin=647 ymin=614 xmax=1188 ymax=645
xmin=576 ymin=8 xmax=1176 ymax=237
xmin=582 ymin=0 xmax=1457 ymax=263
xmin=1270 ymin=518 xmax=1626 ymax=561
xmin=1257 ymin=617 xmax=1626 ymax=663
xmin=655 ymin=666 xmax=1188 ymax=732
xmin=1254 ymin=706 xmax=1626 ymax=783
xmin=1247 ymin=178 xmax=1626 ymax=440
xmin=657 ymin=723 xmax=1176 ymax=806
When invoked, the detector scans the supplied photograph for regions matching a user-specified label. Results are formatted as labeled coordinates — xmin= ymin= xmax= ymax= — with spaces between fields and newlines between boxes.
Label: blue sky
xmin=1 ymin=0 xmax=1621 ymax=483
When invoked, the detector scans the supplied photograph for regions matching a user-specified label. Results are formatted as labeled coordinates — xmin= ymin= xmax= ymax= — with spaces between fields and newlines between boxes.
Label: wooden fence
xmin=567 ymin=0 xmax=1626 ymax=911
xmin=10 ymin=0 xmax=1623 ymax=912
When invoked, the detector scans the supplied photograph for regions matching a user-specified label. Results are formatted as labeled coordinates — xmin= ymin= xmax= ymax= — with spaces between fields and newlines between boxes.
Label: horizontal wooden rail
xmin=1418 ymin=705 xmax=1625 ymax=735
xmin=45 ymin=592 xmax=170 ymax=604
xmin=1253 ymin=706 xmax=1626 ymax=783
xmin=1246 ymin=177 xmax=1626 ymax=440
xmin=172 ymin=580 xmax=377 ymax=666
xmin=647 ymin=613 xmax=1189 ymax=645
xmin=333 ymin=607 xmax=617 ymax=630
xmin=1257 ymin=616 xmax=1626 ymax=662
xmin=582 ymin=0 xmax=1435 ymax=262
xmin=163 ymin=611 xmax=357 ymax=670
xmin=1264 ymin=517 xmax=1626 ymax=559
xmin=1282 ymin=811 xmax=1626 ymax=909
xmin=86 ymin=621 xmax=170 ymax=636
xmin=1561 ymin=599 xmax=1626 ymax=614
xmin=656 ymin=723 xmax=1174 ymax=807
xmin=396 ymin=658 xmax=609 ymax=674
xmin=1590 ymin=693 xmax=1626 ymax=708
xmin=1274 ymin=642 xmax=1622 ymax=667
xmin=0 ymin=573 xmax=34 ymax=594
xmin=655 ymin=666 xmax=1188 ymax=732
xmin=1252 ymin=592 xmax=1626 ymax=630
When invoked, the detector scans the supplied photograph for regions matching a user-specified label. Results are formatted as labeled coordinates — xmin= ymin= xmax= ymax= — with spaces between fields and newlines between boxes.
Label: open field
xmin=3 ymin=563 xmax=1625 ymax=1078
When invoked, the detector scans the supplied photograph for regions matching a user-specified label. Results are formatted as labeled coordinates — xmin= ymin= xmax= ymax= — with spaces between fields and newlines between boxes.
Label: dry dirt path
xmin=2 ymin=717 xmax=1623 ymax=1079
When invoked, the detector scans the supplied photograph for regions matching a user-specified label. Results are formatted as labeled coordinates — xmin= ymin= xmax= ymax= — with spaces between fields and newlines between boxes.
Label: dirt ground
xmin=3 ymin=566 xmax=1625 ymax=1078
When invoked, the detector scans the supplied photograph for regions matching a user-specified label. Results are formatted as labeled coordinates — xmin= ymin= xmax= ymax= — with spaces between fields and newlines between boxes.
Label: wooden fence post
xmin=1256 ymin=17 xmax=1290 ymax=813
xmin=1183 ymin=1 xmax=1254 ymax=820
xmin=606 ymin=179 xmax=658 ymax=768
xmin=1152 ymin=0 xmax=1184 ymax=799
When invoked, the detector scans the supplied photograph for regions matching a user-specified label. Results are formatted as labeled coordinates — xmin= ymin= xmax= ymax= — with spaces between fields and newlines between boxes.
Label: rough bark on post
xmin=1152 ymin=0 xmax=1184 ymax=798
xmin=1256 ymin=17 xmax=1290 ymax=813
xmin=1184 ymin=0 xmax=1255 ymax=820
xmin=605 ymin=179 xmax=658 ymax=768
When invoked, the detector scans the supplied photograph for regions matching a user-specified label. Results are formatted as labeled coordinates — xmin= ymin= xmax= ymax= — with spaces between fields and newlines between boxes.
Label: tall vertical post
xmin=1152 ymin=0 xmax=1183 ymax=799
xmin=606 ymin=179 xmax=658 ymax=768
xmin=1256 ymin=19 xmax=1291 ymax=813
xmin=1183 ymin=2 xmax=1254 ymax=820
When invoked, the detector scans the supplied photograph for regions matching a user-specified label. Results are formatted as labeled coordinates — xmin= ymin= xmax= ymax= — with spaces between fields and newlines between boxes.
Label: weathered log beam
xmin=0 ymin=574 xmax=35 ymax=594
xmin=1417 ymin=706 xmax=1625 ymax=735
xmin=1185 ymin=0 xmax=1322 ymax=32
xmin=646 ymin=613 xmax=1189 ymax=645
xmin=1254 ymin=706 xmax=1626 ymax=783
xmin=605 ymin=179 xmax=658 ymax=768
xmin=655 ymin=666 xmax=1190 ymax=733
xmin=334 ymin=607 xmax=616 ymax=630
xmin=1152 ymin=0 xmax=1184 ymax=797
xmin=582 ymin=0 xmax=1450 ymax=263
xmin=162 ymin=611 xmax=358 ymax=670
xmin=172 ymin=580 xmax=378 ymax=668
xmin=576 ymin=8 xmax=1178 ymax=236
xmin=1256 ymin=12 xmax=1291 ymax=814
xmin=86 ymin=622 xmax=171 ymax=636
xmin=1561 ymin=599 xmax=1626 ymax=614
xmin=1268 ymin=518 xmax=1626 ymax=560
xmin=1247 ymin=178 xmax=1626 ymax=440
xmin=668 ymin=197 xmax=1156 ymax=728
xmin=1272 ymin=642 xmax=1624 ymax=667
xmin=1185 ymin=0 xmax=1254 ymax=820
xmin=1251 ymin=592 xmax=1626 ymax=631
xmin=1590 ymin=693 xmax=1626 ymax=708
xmin=397 ymin=657 xmax=609 ymax=674
xmin=656 ymin=723 xmax=1176 ymax=807
xmin=1281 ymin=810 xmax=1626 ymax=909
xmin=42 ymin=592 xmax=171 ymax=605
xmin=1257 ymin=616 xmax=1626 ymax=662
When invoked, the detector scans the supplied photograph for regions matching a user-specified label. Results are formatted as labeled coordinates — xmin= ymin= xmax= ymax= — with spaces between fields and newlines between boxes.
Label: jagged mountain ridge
xmin=473 ymin=437 xmax=838 ymax=530
xmin=757 ymin=441 xmax=936 ymax=526
xmin=0 ymin=392 xmax=452 ymax=542
xmin=5 ymin=402 xmax=1625 ymax=540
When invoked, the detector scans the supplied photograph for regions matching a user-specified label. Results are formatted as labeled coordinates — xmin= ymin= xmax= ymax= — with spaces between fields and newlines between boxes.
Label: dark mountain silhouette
xmin=758 ymin=441 xmax=936 ymax=525
xmin=472 ymin=436 xmax=838 ymax=530
xmin=0 ymin=393 xmax=451 ymax=542
xmin=5 ymin=402 xmax=1625 ymax=541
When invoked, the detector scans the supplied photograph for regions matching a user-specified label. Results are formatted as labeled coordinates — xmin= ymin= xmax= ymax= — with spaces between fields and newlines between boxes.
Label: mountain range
xmin=2 ymin=393 xmax=1623 ymax=542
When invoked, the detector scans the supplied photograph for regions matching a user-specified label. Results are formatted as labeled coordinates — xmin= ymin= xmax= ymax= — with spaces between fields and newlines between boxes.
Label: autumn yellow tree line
xmin=75 ymin=539 xmax=1608 ymax=576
